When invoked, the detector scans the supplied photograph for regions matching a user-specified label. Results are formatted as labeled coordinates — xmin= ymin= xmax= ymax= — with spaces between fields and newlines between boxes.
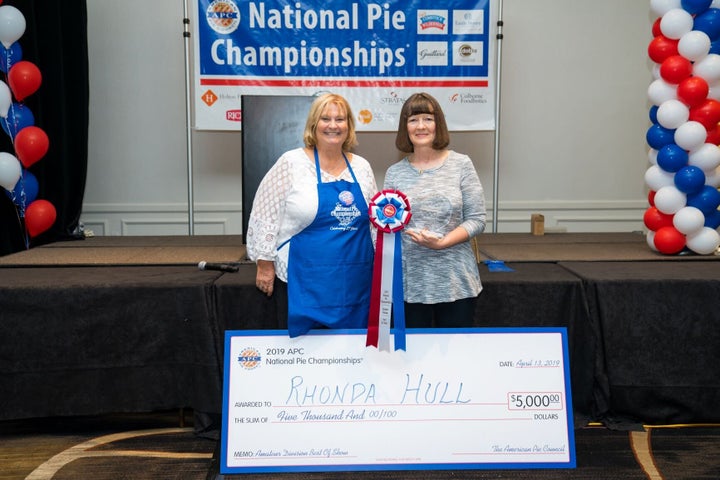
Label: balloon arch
xmin=0 ymin=3 xmax=54 ymax=247
xmin=647 ymin=0 xmax=720 ymax=255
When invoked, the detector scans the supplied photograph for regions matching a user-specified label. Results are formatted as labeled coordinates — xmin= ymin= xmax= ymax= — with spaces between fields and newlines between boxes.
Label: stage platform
xmin=0 ymin=233 xmax=718 ymax=429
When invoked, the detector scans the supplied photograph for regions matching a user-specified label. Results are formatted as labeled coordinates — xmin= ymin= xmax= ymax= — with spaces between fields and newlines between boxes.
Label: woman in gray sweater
xmin=384 ymin=92 xmax=487 ymax=328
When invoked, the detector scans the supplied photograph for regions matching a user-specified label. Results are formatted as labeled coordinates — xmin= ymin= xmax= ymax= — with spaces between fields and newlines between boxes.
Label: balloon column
xmin=0 ymin=3 xmax=55 ymax=245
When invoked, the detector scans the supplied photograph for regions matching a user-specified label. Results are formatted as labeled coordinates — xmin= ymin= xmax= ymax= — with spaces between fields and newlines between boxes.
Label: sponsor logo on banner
xmin=226 ymin=109 xmax=242 ymax=121
xmin=450 ymin=92 xmax=488 ymax=105
xmin=453 ymin=41 xmax=483 ymax=66
xmin=453 ymin=10 xmax=485 ymax=35
xmin=418 ymin=10 xmax=448 ymax=33
xmin=201 ymin=90 xmax=218 ymax=106
xmin=417 ymin=42 xmax=448 ymax=66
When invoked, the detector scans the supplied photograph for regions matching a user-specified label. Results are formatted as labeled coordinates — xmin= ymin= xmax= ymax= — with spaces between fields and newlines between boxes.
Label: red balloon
xmin=660 ymin=55 xmax=693 ymax=84
xmin=25 ymin=199 xmax=56 ymax=238
xmin=652 ymin=18 xmax=662 ymax=37
xmin=677 ymin=76 xmax=710 ymax=108
xmin=707 ymin=124 xmax=720 ymax=145
xmin=643 ymin=206 xmax=674 ymax=231
xmin=653 ymin=226 xmax=686 ymax=254
xmin=8 ymin=60 xmax=42 ymax=101
xmin=14 ymin=126 xmax=49 ymax=168
xmin=648 ymin=35 xmax=679 ymax=64
xmin=15 ymin=125 xmax=50 ymax=168
xmin=648 ymin=190 xmax=656 ymax=206
xmin=689 ymin=99 xmax=720 ymax=130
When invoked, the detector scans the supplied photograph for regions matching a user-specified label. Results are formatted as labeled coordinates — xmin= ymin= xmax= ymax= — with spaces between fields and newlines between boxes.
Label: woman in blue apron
xmin=246 ymin=93 xmax=377 ymax=337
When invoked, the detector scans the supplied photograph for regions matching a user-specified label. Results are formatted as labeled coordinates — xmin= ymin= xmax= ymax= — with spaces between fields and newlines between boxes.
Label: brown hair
xmin=303 ymin=93 xmax=358 ymax=151
xmin=395 ymin=92 xmax=450 ymax=153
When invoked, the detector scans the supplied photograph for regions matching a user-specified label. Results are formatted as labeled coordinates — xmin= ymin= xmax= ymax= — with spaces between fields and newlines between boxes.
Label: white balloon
xmin=0 ymin=80 xmax=10 ymax=118
xmin=688 ymin=143 xmax=720 ymax=171
xmin=673 ymin=206 xmax=706 ymax=234
xmin=678 ymin=30 xmax=711 ymax=62
xmin=713 ymin=0 xmax=720 ymax=8
xmin=693 ymin=54 xmax=720 ymax=84
xmin=649 ymin=148 xmax=659 ymax=166
xmin=645 ymin=164 xmax=676 ymax=190
xmin=654 ymin=185 xmax=688 ymax=214
xmin=706 ymin=167 xmax=720 ymax=187
xmin=646 ymin=230 xmax=658 ymax=251
xmin=652 ymin=63 xmax=662 ymax=80
xmin=0 ymin=151 xmax=21 ymax=190
xmin=686 ymin=227 xmax=720 ymax=254
xmin=675 ymin=121 xmax=708 ymax=151
xmin=648 ymin=78 xmax=679 ymax=106
xmin=650 ymin=0 xmax=682 ymax=17
xmin=708 ymin=80 xmax=720 ymax=101
xmin=660 ymin=9 xmax=694 ymax=40
xmin=657 ymin=99 xmax=689 ymax=129
xmin=0 ymin=6 xmax=25 ymax=49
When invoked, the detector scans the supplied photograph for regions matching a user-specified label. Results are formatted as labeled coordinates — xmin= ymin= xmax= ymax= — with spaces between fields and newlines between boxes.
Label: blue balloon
xmin=0 ymin=41 xmax=22 ymax=74
xmin=649 ymin=106 xmax=659 ymax=124
xmin=646 ymin=124 xmax=676 ymax=150
xmin=687 ymin=185 xmax=720 ymax=214
xmin=694 ymin=8 xmax=720 ymax=41
xmin=1 ymin=103 xmax=35 ymax=139
xmin=710 ymin=38 xmax=720 ymax=55
xmin=704 ymin=208 xmax=720 ymax=229
xmin=682 ymin=0 xmax=712 ymax=15
xmin=4 ymin=169 xmax=38 ymax=207
xmin=674 ymin=166 xmax=706 ymax=194
xmin=657 ymin=144 xmax=689 ymax=172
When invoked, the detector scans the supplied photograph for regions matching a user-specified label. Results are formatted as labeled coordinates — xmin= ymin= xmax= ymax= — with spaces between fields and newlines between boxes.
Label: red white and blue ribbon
xmin=366 ymin=189 xmax=411 ymax=351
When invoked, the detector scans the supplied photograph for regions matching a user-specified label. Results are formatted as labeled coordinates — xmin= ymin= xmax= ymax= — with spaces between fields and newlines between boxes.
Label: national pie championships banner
xmin=193 ymin=0 xmax=496 ymax=132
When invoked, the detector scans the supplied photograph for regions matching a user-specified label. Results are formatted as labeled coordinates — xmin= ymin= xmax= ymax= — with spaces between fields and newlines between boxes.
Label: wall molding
xmin=80 ymin=199 xmax=648 ymax=236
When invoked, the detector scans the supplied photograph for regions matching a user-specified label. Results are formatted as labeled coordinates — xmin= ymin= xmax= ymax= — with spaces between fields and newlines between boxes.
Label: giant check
xmin=220 ymin=328 xmax=576 ymax=473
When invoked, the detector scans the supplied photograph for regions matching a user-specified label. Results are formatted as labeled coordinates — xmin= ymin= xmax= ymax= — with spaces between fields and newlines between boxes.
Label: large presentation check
xmin=220 ymin=328 xmax=576 ymax=473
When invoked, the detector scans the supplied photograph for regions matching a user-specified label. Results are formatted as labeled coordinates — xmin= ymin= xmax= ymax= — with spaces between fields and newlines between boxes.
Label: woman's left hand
xmin=406 ymin=228 xmax=444 ymax=250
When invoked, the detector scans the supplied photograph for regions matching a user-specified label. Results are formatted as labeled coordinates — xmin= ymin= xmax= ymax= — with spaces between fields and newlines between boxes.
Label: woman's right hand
xmin=256 ymin=259 xmax=276 ymax=297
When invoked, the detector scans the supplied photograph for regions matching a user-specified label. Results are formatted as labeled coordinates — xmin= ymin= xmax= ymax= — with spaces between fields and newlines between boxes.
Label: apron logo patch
xmin=331 ymin=190 xmax=361 ymax=230
xmin=338 ymin=190 xmax=355 ymax=206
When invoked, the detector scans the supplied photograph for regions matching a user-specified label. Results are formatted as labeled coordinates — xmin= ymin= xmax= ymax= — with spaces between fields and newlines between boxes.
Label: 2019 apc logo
xmin=237 ymin=347 xmax=261 ymax=370
xmin=206 ymin=0 xmax=240 ymax=35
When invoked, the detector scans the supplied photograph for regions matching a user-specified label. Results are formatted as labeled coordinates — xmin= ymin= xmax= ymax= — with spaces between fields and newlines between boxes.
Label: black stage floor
xmin=0 ymin=233 xmax=718 ymax=430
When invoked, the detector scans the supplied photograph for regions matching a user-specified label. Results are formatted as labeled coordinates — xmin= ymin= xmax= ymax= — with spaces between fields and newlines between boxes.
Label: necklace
xmin=410 ymin=153 xmax=445 ymax=175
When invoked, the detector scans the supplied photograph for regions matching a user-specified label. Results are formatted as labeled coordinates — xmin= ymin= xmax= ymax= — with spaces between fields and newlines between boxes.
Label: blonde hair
xmin=303 ymin=93 xmax=358 ymax=151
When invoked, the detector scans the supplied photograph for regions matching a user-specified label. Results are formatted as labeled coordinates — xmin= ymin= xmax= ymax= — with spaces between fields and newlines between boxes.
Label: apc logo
xmin=237 ymin=347 xmax=261 ymax=370
xmin=206 ymin=0 xmax=240 ymax=35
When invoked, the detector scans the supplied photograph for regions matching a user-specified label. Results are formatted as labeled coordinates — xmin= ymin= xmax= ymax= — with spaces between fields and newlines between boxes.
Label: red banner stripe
xmin=200 ymin=78 xmax=489 ymax=88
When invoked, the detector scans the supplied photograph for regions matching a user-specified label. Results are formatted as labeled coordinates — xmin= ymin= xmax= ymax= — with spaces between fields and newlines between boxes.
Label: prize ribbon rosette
xmin=366 ymin=189 xmax=411 ymax=351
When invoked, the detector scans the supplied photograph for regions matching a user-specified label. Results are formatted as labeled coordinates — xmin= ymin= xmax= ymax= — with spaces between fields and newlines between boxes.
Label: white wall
xmin=81 ymin=0 xmax=652 ymax=236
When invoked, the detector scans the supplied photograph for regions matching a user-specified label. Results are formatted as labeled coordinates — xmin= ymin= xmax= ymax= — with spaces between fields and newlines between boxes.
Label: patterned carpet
xmin=1 ymin=412 xmax=718 ymax=480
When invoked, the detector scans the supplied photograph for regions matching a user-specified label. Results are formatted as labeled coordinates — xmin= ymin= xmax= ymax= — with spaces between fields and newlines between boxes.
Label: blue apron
xmin=286 ymin=148 xmax=374 ymax=337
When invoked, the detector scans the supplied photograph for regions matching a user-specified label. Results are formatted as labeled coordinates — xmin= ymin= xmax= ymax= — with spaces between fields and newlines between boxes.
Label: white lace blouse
xmin=246 ymin=147 xmax=378 ymax=282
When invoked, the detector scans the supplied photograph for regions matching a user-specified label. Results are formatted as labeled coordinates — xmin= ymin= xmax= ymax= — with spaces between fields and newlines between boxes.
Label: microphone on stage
xmin=198 ymin=261 xmax=239 ymax=273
